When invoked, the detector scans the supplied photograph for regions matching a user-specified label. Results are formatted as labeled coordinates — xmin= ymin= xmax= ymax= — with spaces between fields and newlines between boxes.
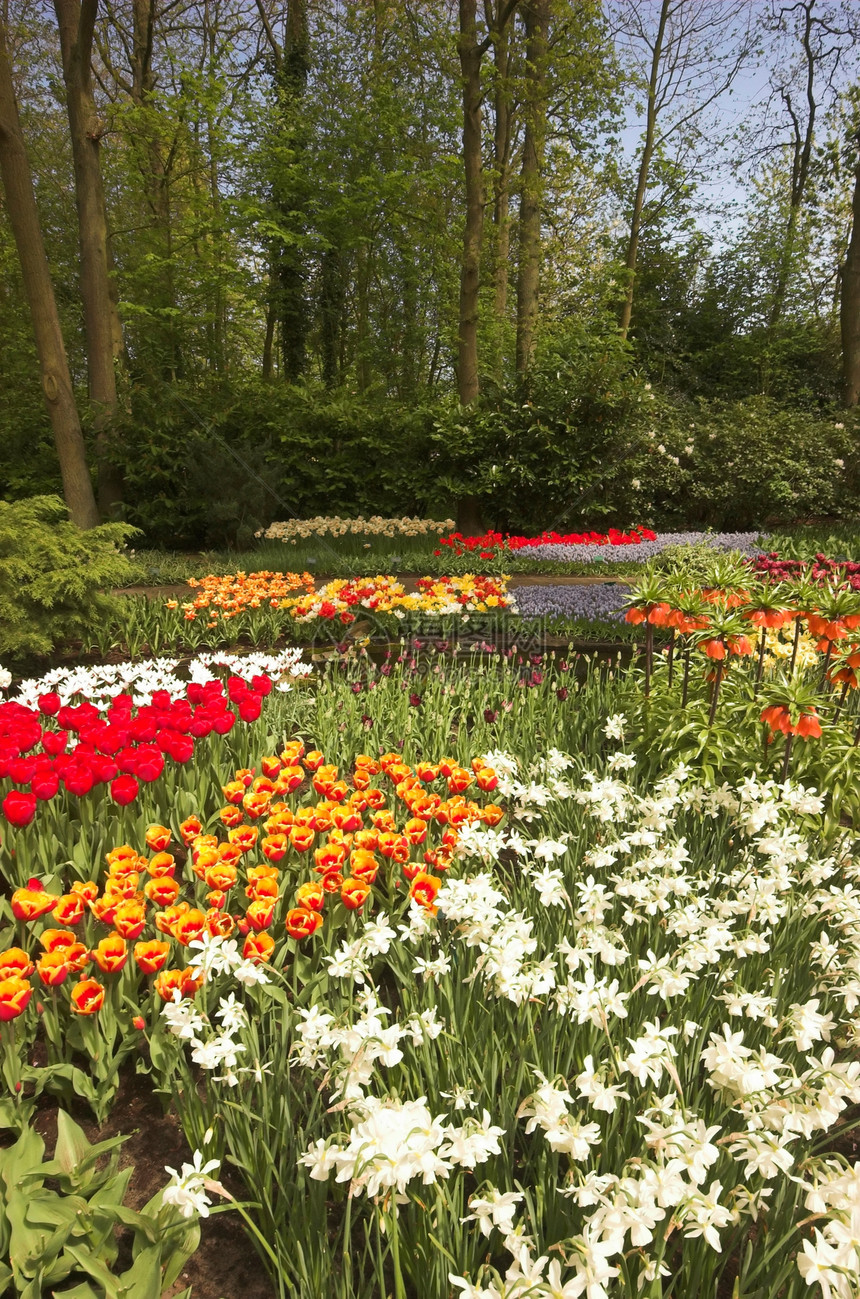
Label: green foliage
xmin=0 ymin=497 xmax=137 ymax=662
xmin=117 ymin=380 xmax=439 ymax=548
xmin=0 ymin=1111 xmax=199 ymax=1298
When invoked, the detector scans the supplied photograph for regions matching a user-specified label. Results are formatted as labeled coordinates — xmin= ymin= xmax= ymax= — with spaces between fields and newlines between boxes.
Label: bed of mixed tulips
xmin=1 ymin=543 xmax=860 ymax=1297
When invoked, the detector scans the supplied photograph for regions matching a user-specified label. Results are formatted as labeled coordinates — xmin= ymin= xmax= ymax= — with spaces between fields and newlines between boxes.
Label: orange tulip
xmin=409 ymin=871 xmax=441 ymax=911
xmin=134 ymin=939 xmax=171 ymax=975
xmin=261 ymin=833 xmax=289 ymax=863
xmin=340 ymin=878 xmax=371 ymax=911
xmin=243 ymin=931 xmax=275 ymax=963
xmin=246 ymin=875 xmax=278 ymax=901
xmin=228 ymin=826 xmax=259 ymax=853
xmin=205 ymin=909 xmax=235 ymax=937
xmin=204 ymin=863 xmax=237 ymax=891
xmin=295 ymin=881 xmax=325 ymax=912
xmin=403 ymin=818 xmax=428 ymax=845
xmin=179 ymin=815 xmax=203 ymax=844
xmin=145 ymin=876 xmax=181 ymax=907
xmin=222 ymin=779 xmax=246 ymax=805
xmin=0 ymin=947 xmax=34 ymax=979
xmin=0 ymin=975 xmax=32 ymax=1020
xmin=289 ymin=825 xmax=315 ymax=853
xmin=285 ymin=907 xmax=323 ymax=939
xmin=482 ymin=804 xmax=504 ymax=827
xmin=113 ymin=901 xmax=147 ymax=941
xmin=91 ymin=934 xmax=128 ymax=974
xmin=349 ymin=850 xmax=379 ymax=884
xmin=70 ymin=978 xmax=105 ymax=1015
xmin=146 ymin=852 xmax=176 ymax=878
xmin=153 ymin=968 xmax=184 ymax=1001
xmin=52 ymin=893 xmax=86 ymax=926
xmin=11 ymin=883 xmax=59 ymax=922
xmin=38 ymin=929 xmax=78 ymax=954
xmin=36 ymin=952 xmax=69 ymax=987
xmin=145 ymin=824 xmax=172 ymax=852
xmin=245 ymin=898 xmax=275 ymax=930
xmin=173 ymin=909 xmax=206 ymax=946
xmin=154 ymin=901 xmax=190 ymax=936
xmin=219 ymin=805 xmax=244 ymax=829
xmin=377 ymin=832 xmax=409 ymax=863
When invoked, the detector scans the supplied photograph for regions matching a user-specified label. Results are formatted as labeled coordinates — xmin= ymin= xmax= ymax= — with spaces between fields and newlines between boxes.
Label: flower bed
xmin=435 ymin=527 xmax=655 ymax=559
xmin=258 ymin=515 xmax=455 ymax=542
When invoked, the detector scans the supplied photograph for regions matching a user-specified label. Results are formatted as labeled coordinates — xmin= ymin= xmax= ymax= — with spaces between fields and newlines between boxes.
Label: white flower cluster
xmin=257 ymin=515 xmax=455 ymax=542
xmin=10 ymin=647 xmax=310 ymax=709
xmin=299 ymin=1094 xmax=504 ymax=1198
xmin=292 ymin=982 xmax=443 ymax=1101
xmin=162 ymin=1149 xmax=222 ymax=1219
xmin=161 ymin=936 xmax=270 ymax=1087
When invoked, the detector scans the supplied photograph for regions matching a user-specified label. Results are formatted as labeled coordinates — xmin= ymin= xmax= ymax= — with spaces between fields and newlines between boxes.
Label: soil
xmin=32 ymin=1068 xmax=275 ymax=1299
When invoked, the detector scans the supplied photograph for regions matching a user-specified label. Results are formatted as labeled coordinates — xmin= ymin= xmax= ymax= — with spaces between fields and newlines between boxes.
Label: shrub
xmin=0 ymin=496 xmax=137 ymax=662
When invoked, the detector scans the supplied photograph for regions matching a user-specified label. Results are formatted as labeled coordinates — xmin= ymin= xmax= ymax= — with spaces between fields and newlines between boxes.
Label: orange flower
xmin=243 ymin=931 xmax=275 ymax=963
xmin=204 ymin=863 xmax=237 ymax=891
xmin=277 ymin=765 xmax=305 ymax=793
xmin=409 ymin=872 xmax=441 ymax=911
xmin=89 ymin=894 xmax=120 ymax=926
xmin=476 ymin=767 xmax=498 ymax=792
xmin=261 ymin=755 xmax=282 ymax=779
xmin=261 ymin=833 xmax=289 ymax=863
xmin=403 ymin=818 xmax=428 ymax=845
xmin=145 ymin=876 xmax=181 ymax=908
xmin=70 ymin=978 xmax=105 ymax=1015
xmin=134 ymin=939 xmax=171 ymax=975
xmin=38 ymin=929 xmax=78 ymax=954
xmin=340 ymin=878 xmax=371 ymax=911
xmin=332 ymin=807 xmax=362 ymax=833
xmin=36 ymin=952 xmax=69 ymax=987
xmin=289 ymin=825 xmax=315 ymax=853
xmin=314 ymin=841 xmax=348 ymax=874
xmin=353 ymin=828 xmax=379 ymax=851
xmin=281 ymin=738 xmax=305 ymax=763
xmin=205 ymin=909 xmax=235 ymax=937
xmin=70 ymin=880 xmax=99 ymax=903
xmin=0 ymin=975 xmax=32 ymax=1020
xmin=145 ymin=824 xmax=172 ymax=852
xmin=219 ymin=805 xmax=244 ymax=829
xmin=154 ymin=902 xmax=190 ymax=936
xmin=0 ymin=947 xmax=34 ymax=979
xmin=320 ymin=871 xmax=344 ymax=894
xmin=795 ymin=710 xmax=822 ymax=739
xmin=106 ymin=844 xmax=138 ymax=871
xmin=349 ymin=850 xmax=379 ymax=884
xmin=52 ymin=893 xmax=86 ymax=926
xmin=91 ymin=934 xmax=128 ymax=974
xmin=295 ymin=881 xmax=325 ymax=912
xmin=153 ymin=968 xmax=184 ymax=1001
xmin=228 ymin=826 xmax=259 ymax=853
xmin=180 ymin=815 xmax=203 ymax=846
xmin=173 ymin=909 xmax=207 ymax=946
xmin=447 ymin=767 xmax=473 ymax=794
xmin=246 ymin=875 xmax=278 ymax=901
xmin=218 ymin=843 xmax=243 ymax=868
xmin=303 ymin=750 xmax=325 ymax=771
xmin=285 ymin=907 xmax=323 ymax=939
xmin=146 ymin=852 xmax=176 ymax=878
xmin=222 ymin=779 xmax=246 ymax=805
xmin=245 ymin=898 xmax=275 ymax=930
xmin=113 ymin=901 xmax=147 ymax=941
xmin=66 ymin=942 xmax=91 ymax=973
xmin=482 ymin=804 xmax=504 ymax=827
xmin=243 ymin=790 xmax=271 ymax=820
xmin=11 ymin=882 xmax=59 ymax=922
xmin=377 ymin=831 xmax=409 ymax=863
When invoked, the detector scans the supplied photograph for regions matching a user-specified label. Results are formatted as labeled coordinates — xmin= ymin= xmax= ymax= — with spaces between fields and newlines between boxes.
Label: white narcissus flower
xmin=162 ymin=1150 xmax=222 ymax=1218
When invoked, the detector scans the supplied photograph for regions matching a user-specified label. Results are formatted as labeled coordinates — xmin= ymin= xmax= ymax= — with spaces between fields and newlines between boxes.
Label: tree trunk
xmin=842 ymin=137 xmax=860 ymax=408
xmin=0 ymin=19 xmax=99 ymax=528
xmin=53 ymin=0 xmax=126 ymax=517
xmin=457 ymin=0 xmax=484 ymax=406
xmin=275 ymin=0 xmax=310 ymax=383
xmin=619 ymin=0 xmax=670 ymax=341
xmin=515 ymin=0 xmax=550 ymax=374
xmin=490 ymin=16 xmax=512 ymax=326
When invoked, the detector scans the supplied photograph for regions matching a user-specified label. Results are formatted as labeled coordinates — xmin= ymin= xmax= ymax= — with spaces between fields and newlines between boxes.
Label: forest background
xmin=2 ymin=0 xmax=860 ymax=547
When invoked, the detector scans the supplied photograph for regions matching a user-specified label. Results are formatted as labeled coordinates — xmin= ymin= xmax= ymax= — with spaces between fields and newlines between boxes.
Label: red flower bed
xmin=0 ymin=673 xmax=273 ymax=825
xmin=434 ymin=528 xmax=656 ymax=558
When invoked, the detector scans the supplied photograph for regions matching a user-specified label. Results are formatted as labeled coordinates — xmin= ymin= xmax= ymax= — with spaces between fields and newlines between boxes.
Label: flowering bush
xmin=258 ymin=515 xmax=456 ymax=542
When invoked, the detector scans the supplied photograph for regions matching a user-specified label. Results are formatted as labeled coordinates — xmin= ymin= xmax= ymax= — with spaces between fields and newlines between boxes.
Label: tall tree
xmin=840 ymin=110 xmax=860 ymax=405
xmin=53 ymin=0 xmax=127 ymax=516
xmin=514 ymin=0 xmax=550 ymax=373
xmin=0 ymin=16 xmax=99 ymax=528
xmin=615 ymin=0 xmax=753 ymax=341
